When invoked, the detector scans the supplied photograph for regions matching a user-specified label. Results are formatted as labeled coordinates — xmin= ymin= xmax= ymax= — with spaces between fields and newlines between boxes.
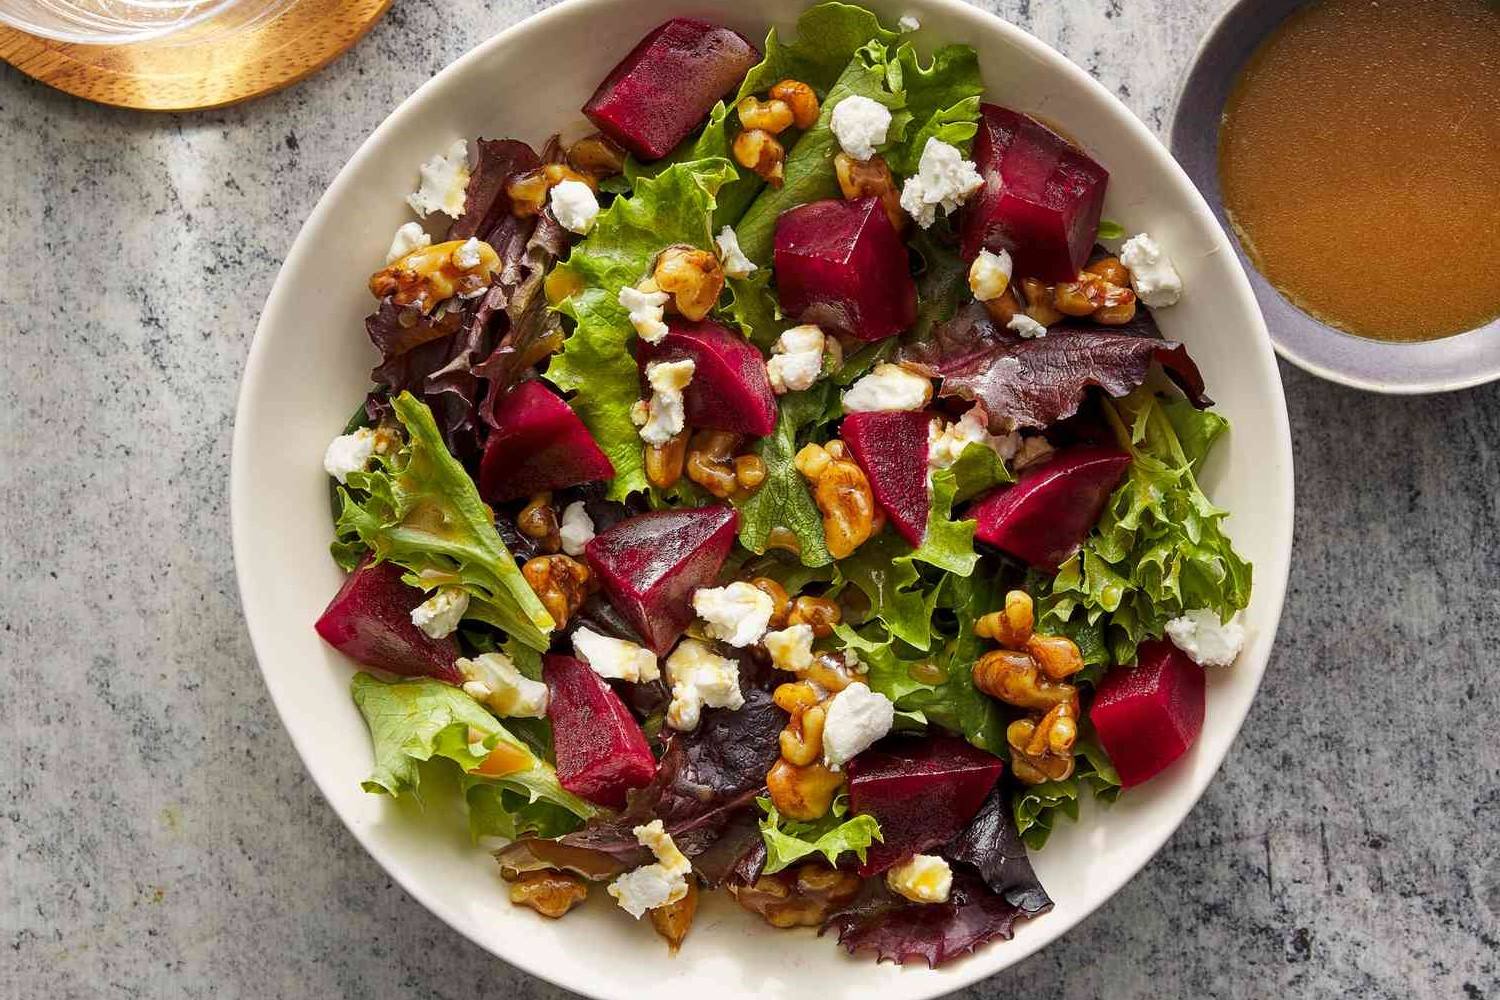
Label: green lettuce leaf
xmin=720 ymin=269 xmax=787 ymax=350
xmin=335 ymin=392 xmax=553 ymax=651
xmin=736 ymin=385 xmax=835 ymax=566
xmin=903 ymin=465 xmax=979 ymax=576
xmin=626 ymin=102 xmax=762 ymax=229
xmin=948 ymin=440 xmax=1013 ymax=503
xmin=546 ymin=157 xmax=739 ymax=500
xmin=910 ymin=222 xmax=970 ymax=341
xmin=880 ymin=42 xmax=984 ymax=176
xmin=1012 ymin=731 xmax=1121 ymax=849
xmin=834 ymin=530 xmax=940 ymax=650
xmin=757 ymin=794 xmax=882 ymax=874
xmin=737 ymin=1 xmax=900 ymax=99
xmin=351 ymin=673 xmax=595 ymax=837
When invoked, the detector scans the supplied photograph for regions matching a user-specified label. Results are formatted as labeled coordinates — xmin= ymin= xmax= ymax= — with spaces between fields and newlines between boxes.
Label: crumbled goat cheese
xmin=323 ymin=427 xmax=378 ymax=484
xmin=558 ymin=501 xmax=595 ymax=557
xmin=385 ymin=221 xmax=431 ymax=263
xmin=763 ymin=624 xmax=815 ymax=672
xmin=928 ymin=408 xmax=1017 ymax=471
xmin=619 ymin=283 xmax=672 ymax=344
xmin=899 ymin=138 xmax=983 ymax=228
xmin=1008 ymin=314 xmax=1049 ymax=339
xmin=637 ymin=359 xmax=695 ymax=446
xmin=407 ymin=140 xmax=471 ymax=219
xmin=693 ymin=582 xmax=775 ymax=648
xmin=767 ymin=324 xmax=828 ymax=395
xmin=1165 ymin=609 xmax=1245 ymax=667
xmin=549 ymin=179 xmax=600 ymax=235
xmin=664 ymin=639 xmax=744 ymax=731
xmin=607 ymin=821 xmax=691 ymax=918
xmin=968 ymin=248 xmax=1013 ymax=301
xmin=830 ymin=95 xmax=893 ymax=161
xmin=715 ymin=225 xmax=756 ymax=279
xmin=898 ymin=14 xmax=921 ymax=31
xmin=453 ymin=236 xmax=484 ymax=270
xmin=409 ymin=586 xmax=469 ymax=639
xmin=842 ymin=363 xmax=933 ymax=413
xmin=1119 ymin=233 xmax=1183 ymax=308
xmin=572 ymin=627 xmax=659 ymax=683
xmin=886 ymin=854 xmax=953 ymax=903
xmin=822 ymin=682 xmax=894 ymax=768
xmin=457 ymin=652 xmax=549 ymax=718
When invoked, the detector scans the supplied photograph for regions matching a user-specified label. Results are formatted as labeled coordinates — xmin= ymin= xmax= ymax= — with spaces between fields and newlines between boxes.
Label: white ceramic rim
xmin=231 ymin=1 xmax=1295 ymax=996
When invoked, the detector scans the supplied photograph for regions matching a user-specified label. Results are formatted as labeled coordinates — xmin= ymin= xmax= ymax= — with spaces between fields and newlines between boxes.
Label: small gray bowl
xmin=1168 ymin=0 xmax=1500 ymax=394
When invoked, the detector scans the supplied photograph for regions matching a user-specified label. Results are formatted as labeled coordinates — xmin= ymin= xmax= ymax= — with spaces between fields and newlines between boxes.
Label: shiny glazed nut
xmin=802 ymin=651 xmax=857 ymax=693
xmin=649 ymin=880 xmax=699 ymax=951
xmin=1019 ymin=277 xmax=1064 ymax=326
xmin=975 ymin=589 xmax=1034 ymax=647
xmin=645 ymin=430 xmax=689 ymax=489
xmin=773 ymin=680 xmax=822 ymax=713
xmin=737 ymin=95 xmax=795 ymax=134
xmin=1054 ymin=270 xmax=1137 ymax=325
xmin=506 ymin=163 xmax=596 ymax=217
xmin=732 ymin=129 xmax=786 ymax=187
xmin=368 ymin=239 xmax=501 ymax=313
xmin=734 ymin=863 xmax=861 ymax=929
xmin=794 ymin=441 xmax=876 ymax=559
xmin=516 ymin=492 xmax=561 ymax=553
xmin=779 ymin=703 xmax=827 ymax=766
xmin=507 ymin=870 xmax=589 ymax=918
xmin=749 ymin=577 xmax=792 ymax=627
xmin=653 ymin=245 xmax=726 ymax=322
xmin=973 ymin=649 xmax=1079 ymax=713
xmin=769 ymin=79 xmax=820 ymax=129
xmin=786 ymin=595 xmax=841 ymax=638
xmin=1026 ymin=633 xmax=1085 ymax=681
xmin=980 ymin=286 xmax=1024 ymax=325
xmin=521 ymin=554 xmax=592 ymax=626
xmin=1085 ymin=255 xmax=1132 ymax=287
xmin=833 ymin=152 xmax=905 ymax=231
xmin=1007 ymin=700 xmax=1079 ymax=785
xmin=566 ymin=133 xmax=626 ymax=179
xmin=686 ymin=429 xmax=743 ymax=499
xmin=766 ymin=758 xmax=843 ymax=821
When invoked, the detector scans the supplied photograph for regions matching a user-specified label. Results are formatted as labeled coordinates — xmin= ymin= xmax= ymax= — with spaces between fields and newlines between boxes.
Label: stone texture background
xmin=2 ymin=1 xmax=1496 ymax=997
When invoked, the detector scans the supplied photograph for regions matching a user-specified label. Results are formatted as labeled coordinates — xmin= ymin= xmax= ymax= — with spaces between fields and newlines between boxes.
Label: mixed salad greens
xmin=314 ymin=2 xmax=1252 ymax=967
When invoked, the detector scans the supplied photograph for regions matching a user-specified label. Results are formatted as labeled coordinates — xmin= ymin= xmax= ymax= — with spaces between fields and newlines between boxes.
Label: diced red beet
xmin=478 ymin=380 xmax=615 ymax=504
xmin=960 ymin=104 xmax=1109 ymax=282
xmin=1090 ymin=640 xmax=1206 ymax=788
xmin=841 ymin=411 xmax=931 ymax=546
xmin=774 ymin=197 xmax=918 ymax=342
xmin=847 ymin=735 xmax=1005 ymax=875
xmin=314 ymin=559 xmax=461 ymax=683
xmin=637 ymin=319 xmax=777 ymax=437
xmin=544 ymin=654 xmax=657 ymax=808
xmin=970 ymin=445 xmax=1131 ymax=572
xmin=584 ymin=506 xmax=738 ymax=655
xmin=583 ymin=18 xmax=760 ymax=161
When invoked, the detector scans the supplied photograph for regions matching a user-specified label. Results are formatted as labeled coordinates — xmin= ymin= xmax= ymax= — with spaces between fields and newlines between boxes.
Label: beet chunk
xmin=583 ymin=18 xmax=760 ymax=161
xmin=584 ymin=506 xmax=738 ymax=655
xmin=314 ymin=559 xmax=462 ymax=683
xmin=960 ymin=104 xmax=1109 ymax=282
xmin=841 ymin=410 xmax=931 ymax=546
xmin=970 ymin=445 xmax=1131 ymax=572
xmin=1089 ymin=640 xmax=1206 ymax=788
xmin=637 ymin=319 xmax=777 ymax=436
xmin=774 ymin=196 xmax=918 ymax=341
xmin=478 ymin=380 xmax=615 ymax=504
xmin=848 ymin=735 xmax=1005 ymax=875
xmin=544 ymin=654 xmax=657 ymax=808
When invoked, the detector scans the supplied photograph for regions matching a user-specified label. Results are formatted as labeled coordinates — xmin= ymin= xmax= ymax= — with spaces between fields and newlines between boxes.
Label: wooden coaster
xmin=0 ymin=0 xmax=391 ymax=111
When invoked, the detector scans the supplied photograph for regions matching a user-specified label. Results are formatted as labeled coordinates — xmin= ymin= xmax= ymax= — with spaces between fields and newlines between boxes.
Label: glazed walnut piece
xmin=649 ymin=880 xmax=699 ymax=952
xmin=766 ymin=758 xmax=844 ymax=822
xmin=653 ymin=245 xmax=726 ymax=322
xmin=685 ymin=429 xmax=767 ymax=500
xmin=506 ymin=163 xmax=597 ymax=218
xmin=833 ymin=152 xmax=904 ymax=232
xmin=1007 ymin=700 xmax=1080 ymax=784
xmin=733 ymin=862 xmax=862 ymax=929
xmin=520 ymin=554 xmax=592 ymax=625
xmin=794 ymin=440 xmax=876 ymax=559
xmin=507 ymin=870 xmax=590 ymax=918
xmin=516 ymin=492 xmax=561 ymax=553
xmin=368 ymin=238 xmax=501 ymax=313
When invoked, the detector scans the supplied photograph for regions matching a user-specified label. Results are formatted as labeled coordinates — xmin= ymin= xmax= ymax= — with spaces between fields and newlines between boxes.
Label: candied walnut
xmin=769 ymin=79 xmax=820 ymax=129
xmin=507 ymin=870 xmax=589 ymax=919
xmin=1054 ymin=268 xmax=1138 ymax=325
xmin=801 ymin=651 xmax=859 ymax=693
xmin=971 ymin=591 xmax=1083 ymax=715
xmin=649 ymin=880 xmax=699 ymax=952
xmin=1007 ymin=700 xmax=1080 ymax=785
xmin=516 ymin=492 xmax=561 ymax=553
xmin=980 ymin=285 xmax=1024 ymax=325
xmin=749 ymin=577 xmax=792 ymax=628
xmin=521 ymin=554 xmax=592 ymax=625
xmin=1085 ymin=255 xmax=1131 ymax=288
xmin=973 ymin=649 xmax=1078 ymax=713
xmin=733 ymin=128 xmax=785 ymax=187
xmin=794 ymin=440 xmax=876 ymax=559
xmin=645 ymin=429 xmax=689 ymax=489
xmin=507 ymin=163 xmax=596 ymax=218
xmin=566 ymin=132 xmax=626 ymax=180
xmin=833 ymin=152 xmax=904 ymax=231
xmin=786 ymin=595 xmax=841 ymax=638
xmin=653 ymin=245 xmax=726 ymax=322
xmin=779 ymin=703 xmax=827 ymax=767
xmin=368 ymin=239 xmax=501 ymax=313
xmin=766 ymin=758 xmax=843 ymax=821
xmin=737 ymin=95 xmax=795 ymax=134
xmin=686 ymin=429 xmax=765 ymax=500
xmin=733 ymin=862 xmax=862 ymax=929
xmin=772 ymin=680 xmax=822 ymax=714
xmin=1018 ymin=277 xmax=1064 ymax=327
xmin=1026 ymin=633 xmax=1084 ymax=681
xmin=975 ymin=590 xmax=1034 ymax=648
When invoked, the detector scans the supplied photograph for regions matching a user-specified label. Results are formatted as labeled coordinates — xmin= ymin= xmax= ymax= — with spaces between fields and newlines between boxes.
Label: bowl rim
xmin=231 ymin=1 xmax=1295 ymax=995
xmin=1166 ymin=0 xmax=1500 ymax=396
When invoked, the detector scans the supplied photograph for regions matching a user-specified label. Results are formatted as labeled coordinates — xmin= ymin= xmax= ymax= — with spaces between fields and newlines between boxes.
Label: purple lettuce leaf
xmin=447 ymin=138 xmax=542 ymax=242
xmin=900 ymin=302 xmax=1210 ymax=433
xmin=822 ymin=872 xmax=1034 ymax=968
xmin=944 ymin=785 xmax=1052 ymax=916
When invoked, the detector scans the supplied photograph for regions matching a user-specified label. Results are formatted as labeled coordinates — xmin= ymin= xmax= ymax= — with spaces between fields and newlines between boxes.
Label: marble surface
xmin=2 ymin=1 xmax=1497 ymax=997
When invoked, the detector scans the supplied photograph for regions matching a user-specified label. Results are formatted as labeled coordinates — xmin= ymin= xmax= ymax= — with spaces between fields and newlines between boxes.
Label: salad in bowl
xmin=312 ymin=0 xmax=1253 ymax=969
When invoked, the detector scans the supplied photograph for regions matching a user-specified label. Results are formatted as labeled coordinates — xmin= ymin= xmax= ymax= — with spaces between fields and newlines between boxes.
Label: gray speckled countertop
xmin=2 ymin=1 xmax=1497 ymax=997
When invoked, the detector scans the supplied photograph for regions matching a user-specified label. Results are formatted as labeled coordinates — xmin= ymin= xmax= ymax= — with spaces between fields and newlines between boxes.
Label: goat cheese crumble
xmin=558 ymin=501 xmax=595 ymax=557
xmin=767 ymin=324 xmax=829 ymax=395
xmin=409 ymin=586 xmax=469 ymax=639
xmin=607 ymin=821 xmax=691 ymax=918
xmin=664 ymin=639 xmax=744 ymax=731
xmin=572 ymin=626 xmax=659 ymax=683
xmin=830 ymin=95 xmax=892 ymax=161
xmin=822 ymin=681 xmax=894 ymax=768
xmin=1119 ymin=233 xmax=1183 ymax=308
xmin=886 ymin=854 xmax=953 ymax=903
xmin=1008 ymin=314 xmax=1049 ymax=339
xmin=619 ymin=283 xmax=671 ymax=344
xmin=385 ymin=221 xmax=431 ymax=264
xmin=1165 ymin=609 xmax=1245 ymax=667
xmin=928 ymin=408 xmax=1019 ymax=471
xmin=407 ymin=140 xmax=471 ymax=219
xmin=900 ymin=138 xmax=983 ymax=229
xmin=763 ymin=624 xmax=815 ymax=672
xmin=549 ymin=179 xmax=600 ymax=235
xmin=968 ymin=248 xmax=1013 ymax=301
xmin=635 ymin=359 xmax=695 ymax=446
xmin=842 ymin=363 xmax=933 ymax=413
xmin=693 ymin=582 xmax=775 ymax=647
xmin=457 ymin=652 xmax=549 ymax=718
xmin=715 ymin=226 xmax=756 ymax=278
xmin=453 ymin=237 xmax=484 ymax=270
xmin=323 ymin=427 xmax=378 ymax=484
xmin=898 ymin=14 xmax=921 ymax=31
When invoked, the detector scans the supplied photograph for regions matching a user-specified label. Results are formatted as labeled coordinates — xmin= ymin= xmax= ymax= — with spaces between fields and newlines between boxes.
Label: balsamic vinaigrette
xmin=1218 ymin=0 xmax=1500 ymax=343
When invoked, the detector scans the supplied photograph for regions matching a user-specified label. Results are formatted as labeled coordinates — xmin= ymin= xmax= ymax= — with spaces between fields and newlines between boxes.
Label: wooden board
xmin=0 ymin=0 xmax=391 ymax=111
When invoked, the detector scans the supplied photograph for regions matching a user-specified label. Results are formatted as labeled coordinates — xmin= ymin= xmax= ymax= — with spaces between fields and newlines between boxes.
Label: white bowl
xmin=231 ymin=1 xmax=1295 ymax=996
